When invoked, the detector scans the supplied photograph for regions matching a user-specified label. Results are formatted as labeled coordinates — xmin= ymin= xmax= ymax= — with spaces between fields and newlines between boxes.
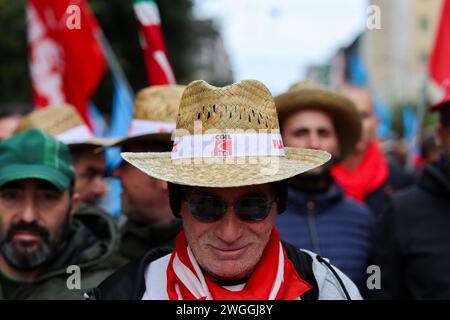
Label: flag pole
xmin=406 ymin=73 xmax=428 ymax=171
xmin=95 ymin=29 xmax=135 ymax=102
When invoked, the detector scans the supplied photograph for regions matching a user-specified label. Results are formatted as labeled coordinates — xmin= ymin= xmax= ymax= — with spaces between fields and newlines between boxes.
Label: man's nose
xmin=308 ymin=133 xmax=321 ymax=150
xmin=20 ymin=196 xmax=39 ymax=223
xmin=92 ymin=176 xmax=107 ymax=196
xmin=110 ymin=163 xmax=123 ymax=179
xmin=214 ymin=206 xmax=244 ymax=244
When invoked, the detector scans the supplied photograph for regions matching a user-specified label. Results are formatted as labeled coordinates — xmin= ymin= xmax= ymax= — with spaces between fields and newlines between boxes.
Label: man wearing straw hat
xmin=274 ymin=81 xmax=374 ymax=293
xmin=88 ymin=80 xmax=362 ymax=300
xmin=0 ymin=129 xmax=124 ymax=299
xmin=15 ymin=105 xmax=115 ymax=208
xmin=110 ymin=85 xmax=185 ymax=260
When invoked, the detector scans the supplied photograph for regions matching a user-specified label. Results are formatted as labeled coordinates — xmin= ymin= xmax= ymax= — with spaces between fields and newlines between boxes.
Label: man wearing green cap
xmin=0 ymin=129 xmax=125 ymax=299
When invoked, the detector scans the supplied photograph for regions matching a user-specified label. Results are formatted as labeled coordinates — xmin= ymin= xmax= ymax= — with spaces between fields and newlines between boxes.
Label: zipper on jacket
xmin=306 ymin=200 xmax=321 ymax=255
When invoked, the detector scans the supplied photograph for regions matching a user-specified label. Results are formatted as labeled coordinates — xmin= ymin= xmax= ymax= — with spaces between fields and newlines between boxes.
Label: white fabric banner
xmin=171 ymin=133 xmax=285 ymax=159
xmin=55 ymin=125 xmax=93 ymax=145
xmin=128 ymin=119 xmax=176 ymax=138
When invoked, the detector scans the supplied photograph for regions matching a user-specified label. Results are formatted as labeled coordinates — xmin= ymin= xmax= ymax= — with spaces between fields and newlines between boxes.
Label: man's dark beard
xmin=289 ymin=167 xmax=334 ymax=193
xmin=0 ymin=214 xmax=71 ymax=271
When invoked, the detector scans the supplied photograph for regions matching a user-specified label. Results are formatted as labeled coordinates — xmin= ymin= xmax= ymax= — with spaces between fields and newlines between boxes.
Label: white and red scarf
xmin=162 ymin=227 xmax=312 ymax=300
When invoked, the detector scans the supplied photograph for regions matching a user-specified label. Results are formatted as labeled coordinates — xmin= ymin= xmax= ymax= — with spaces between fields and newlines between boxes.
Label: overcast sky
xmin=193 ymin=0 xmax=368 ymax=95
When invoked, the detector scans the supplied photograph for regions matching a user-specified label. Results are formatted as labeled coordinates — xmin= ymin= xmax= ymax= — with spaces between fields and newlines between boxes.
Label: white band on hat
xmin=171 ymin=133 xmax=285 ymax=159
xmin=56 ymin=125 xmax=93 ymax=145
xmin=128 ymin=119 xmax=176 ymax=138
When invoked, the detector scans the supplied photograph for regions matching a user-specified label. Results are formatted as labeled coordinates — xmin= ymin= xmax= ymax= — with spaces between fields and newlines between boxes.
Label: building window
xmin=419 ymin=16 xmax=429 ymax=32
xmin=419 ymin=52 xmax=428 ymax=65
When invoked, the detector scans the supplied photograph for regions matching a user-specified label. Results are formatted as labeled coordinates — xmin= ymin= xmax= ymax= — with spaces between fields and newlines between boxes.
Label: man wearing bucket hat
xmin=0 ymin=129 xmax=124 ymax=299
xmin=15 ymin=105 xmax=116 ymax=207
xmin=88 ymin=80 xmax=362 ymax=300
xmin=371 ymin=90 xmax=450 ymax=299
xmin=110 ymin=85 xmax=185 ymax=260
xmin=274 ymin=81 xmax=374 ymax=292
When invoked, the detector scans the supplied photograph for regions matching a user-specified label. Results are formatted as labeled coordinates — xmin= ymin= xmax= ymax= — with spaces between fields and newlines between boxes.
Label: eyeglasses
xmin=184 ymin=193 xmax=276 ymax=222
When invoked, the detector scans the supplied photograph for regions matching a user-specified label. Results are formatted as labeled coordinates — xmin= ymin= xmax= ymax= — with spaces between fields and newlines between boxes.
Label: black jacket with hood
xmin=371 ymin=162 xmax=450 ymax=299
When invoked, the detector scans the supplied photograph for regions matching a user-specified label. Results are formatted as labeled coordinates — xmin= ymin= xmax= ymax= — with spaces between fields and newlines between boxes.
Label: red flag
xmin=429 ymin=0 xmax=450 ymax=86
xmin=133 ymin=0 xmax=176 ymax=85
xmin=27 ymin=0 xmax=106 ymax=130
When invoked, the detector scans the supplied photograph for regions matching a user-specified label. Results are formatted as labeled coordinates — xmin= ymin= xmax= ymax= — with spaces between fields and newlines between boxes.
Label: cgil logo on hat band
xmin=171 ymin=132 xmax=285 ymax=160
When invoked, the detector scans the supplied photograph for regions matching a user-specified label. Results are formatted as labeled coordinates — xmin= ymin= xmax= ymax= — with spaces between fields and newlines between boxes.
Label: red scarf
xmin=166 ymin=227 xmax=312 ymax=300
xmin=331 ymin=141 xmax=389 ymax=202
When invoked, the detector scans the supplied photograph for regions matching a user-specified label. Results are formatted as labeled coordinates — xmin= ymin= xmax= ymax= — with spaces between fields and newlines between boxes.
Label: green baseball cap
xmin=0 ymin=128 xmax=75 ymax=191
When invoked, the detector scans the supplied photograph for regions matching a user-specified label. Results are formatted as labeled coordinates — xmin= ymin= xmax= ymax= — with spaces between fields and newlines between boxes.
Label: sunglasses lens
xmin=188 ymin=195 xmax=225 ymax=222
xmin=235 ymin=197 xmax=272 ymax=221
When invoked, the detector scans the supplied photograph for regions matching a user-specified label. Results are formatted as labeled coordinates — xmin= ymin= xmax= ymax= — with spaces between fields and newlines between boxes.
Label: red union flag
xmin=27 ymin=0 xmax=106 ymax=130
xmin=133 ymin=0 xmax=176 ymax=85
xmin=429 ymin=0 xmax=450 ymax=86
xmin=272 ymin=139 xmax=284 ymax=150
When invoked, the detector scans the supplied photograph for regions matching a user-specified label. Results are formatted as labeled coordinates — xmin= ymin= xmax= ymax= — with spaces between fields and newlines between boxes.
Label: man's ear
xmin=70 ymin=192 xmax=80 ymax=217
xmin=156 ymin=179 xmax=169 ymax=193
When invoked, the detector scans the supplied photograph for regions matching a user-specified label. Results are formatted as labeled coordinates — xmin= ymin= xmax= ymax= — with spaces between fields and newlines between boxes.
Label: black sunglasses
xmin=184 ymin=193 xmax=276 ymax=222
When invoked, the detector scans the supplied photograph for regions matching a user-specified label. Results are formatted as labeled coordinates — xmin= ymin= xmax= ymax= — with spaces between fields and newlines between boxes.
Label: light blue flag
xmin=88 ymin=103 xmax=107 ymax=137
xmin=103 ymin=75 xmax=134 ymax=219
xmin=105 ymin=75 xmax=135 ymax=171
xmin=402 ymin=105 xmax=417 ymax=146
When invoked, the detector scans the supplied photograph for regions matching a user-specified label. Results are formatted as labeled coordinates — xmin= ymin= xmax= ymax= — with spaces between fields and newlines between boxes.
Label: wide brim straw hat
xmin=112 ymin=85 xmax=186 ymax=148
xmin=121 ymin=80 xmax=331 ymax=188
xmin=14 ymin=104 xmax=117 ymax=148
xmin=275 ymin=80 xmax=361 ymax=161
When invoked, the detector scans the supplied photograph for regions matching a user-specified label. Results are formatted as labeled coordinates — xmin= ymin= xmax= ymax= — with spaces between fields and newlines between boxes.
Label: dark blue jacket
xmin=276 ymin=184 xmax=374 ymax=291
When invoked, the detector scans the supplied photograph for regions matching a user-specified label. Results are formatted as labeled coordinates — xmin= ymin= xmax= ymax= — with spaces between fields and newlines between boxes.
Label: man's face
xmin=341 ymin=87 xmax=378 ymax=153
xmin=111 ymin=141 xmax=172 ymax=224
xmin=282 ymin=110 xmax=340 ymax=172
xmin=0 ymin=179 xmax=78 ymax=270
xmin=181 ymin=184 xmax=277 ymax=281
xmin=73 ymin=150 xmax=107 ymax=206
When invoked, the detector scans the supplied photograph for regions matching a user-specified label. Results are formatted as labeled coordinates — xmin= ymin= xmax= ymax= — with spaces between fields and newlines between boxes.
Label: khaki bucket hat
xmin=121 ymin=80 xmax=331 ymax=188
xmin=275 ymin=81 xmax=361 ymax=160
xmin=113 ymin=85 xmax=186 ymax=147
xmin=14 ymin=104 xmax=117 ymax=148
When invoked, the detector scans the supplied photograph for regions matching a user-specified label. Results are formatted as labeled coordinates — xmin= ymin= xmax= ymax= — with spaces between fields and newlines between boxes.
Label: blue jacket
xmin=276 ymin=184 xmax=374 ymax=291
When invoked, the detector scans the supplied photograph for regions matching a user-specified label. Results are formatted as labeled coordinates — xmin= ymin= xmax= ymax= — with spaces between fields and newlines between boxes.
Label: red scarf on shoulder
xmin=166 ymin=227 xmax=312 ymax=300
xmin=331 ymin=141 xmax=389 ymax=202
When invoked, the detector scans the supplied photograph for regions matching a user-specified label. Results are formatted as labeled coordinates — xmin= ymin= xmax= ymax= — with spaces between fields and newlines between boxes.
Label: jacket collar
xmin=420 ymin=160 xmax=450 ymax=198
xmin=287 ymin=183 xmax=344 ymax=214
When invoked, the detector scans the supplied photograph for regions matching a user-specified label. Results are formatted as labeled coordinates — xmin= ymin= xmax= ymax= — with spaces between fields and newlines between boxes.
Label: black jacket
xmin=119 ymin=218 xmax=182 ymax=260
xmin=365 ymin=161 xmax=414 ymax=217
xmin=371 ymin=163 xmax=450 ymax=299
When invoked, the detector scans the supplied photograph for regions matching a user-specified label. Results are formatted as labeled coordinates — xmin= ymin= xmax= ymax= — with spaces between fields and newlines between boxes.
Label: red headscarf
xmin=331 ymin=141 xmax=389 ymax=202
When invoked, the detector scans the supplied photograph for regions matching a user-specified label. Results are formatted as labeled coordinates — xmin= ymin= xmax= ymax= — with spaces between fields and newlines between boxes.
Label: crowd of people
xmin=0 ymin=77 xmax=449 ymax=300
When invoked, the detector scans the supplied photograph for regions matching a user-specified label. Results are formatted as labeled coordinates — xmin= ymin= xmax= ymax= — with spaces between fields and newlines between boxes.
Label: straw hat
xmin=121 ymin=80 xmax=331 ymax=188
xmin=113 ymin=85 xmax=186 ymax=147
xmin=275 ymin=81 xmax=361 ymax=160
xmin=14 ymin=104 xmax=117 ymax=148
